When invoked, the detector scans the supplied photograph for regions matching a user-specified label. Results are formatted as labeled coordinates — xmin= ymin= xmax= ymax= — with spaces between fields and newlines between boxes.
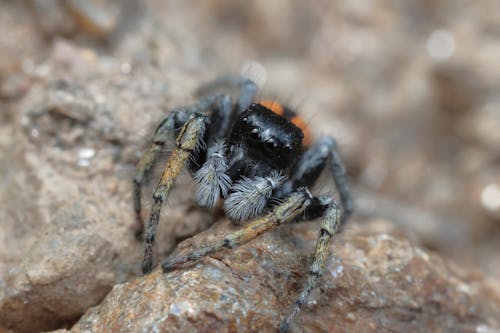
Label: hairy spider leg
xmin=160 ymin=187 xmax=340 ymax=333
xmin=275 ymin=136 xmax=352 ymax=332
xmin=142 ymin=113 xmax=208 ymax=274
xmin=133 ymin=94 xmax=231 ymax=238
xmin=288 ymin=136 xmax=353 ymax=230
xmin=161 ymin=188 xmax=312 ymax=272
xmin=133 ymin=110 xmax=189 ymax=238
xmin=195 ymin=75 xmax=258 ymax=114
xmin=223 ymin=171 xmax=287 ymax=223
xmin=193 ymin=140 xmax=233 ymax=208
xmin=279 ymin=199 xmax=340 ymax=333
xmin=328 ymin=137 xmax=353 ymax=228
xmin=135 ymin=74 xmax=258 ymax=238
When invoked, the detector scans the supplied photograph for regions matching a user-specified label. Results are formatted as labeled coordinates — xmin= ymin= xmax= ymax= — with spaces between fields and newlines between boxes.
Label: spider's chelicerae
xmin=133 ymin=76 xmax=353 ymax=332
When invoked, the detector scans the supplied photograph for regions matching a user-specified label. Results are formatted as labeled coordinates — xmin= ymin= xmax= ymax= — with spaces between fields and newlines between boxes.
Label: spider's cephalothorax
xmin=229 ymin=103 xmax=304 ymax=170
xmin=133 ymin=76 xmax=353 ymax=333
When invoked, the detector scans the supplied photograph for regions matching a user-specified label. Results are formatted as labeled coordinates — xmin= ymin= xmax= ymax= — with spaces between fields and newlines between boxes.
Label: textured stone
xmin=0 ymin=25 xmax=208 ymax=333
xmin=63 ymin=221 xmax=500 ymax=333
xmin=1 ymin=1 xmax=500 ymax=332
xmin=0 ymin=206 xmax=115 ymax=332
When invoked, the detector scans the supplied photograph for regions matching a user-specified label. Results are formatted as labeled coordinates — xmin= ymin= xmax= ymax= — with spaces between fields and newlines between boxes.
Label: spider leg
xmin=161 ymin=188 xmax=312 ymax=272
xmin=133 ymin=110 xmax=190 ymax=238
xmin=236 ymin=77 xmax=258 ymax=113
xmin=192 ymin=90 xmax=255 ymax=208
xmin=223 ymin=171 xmax=287 ymax=223
xmin=142 ymin=113 xmax=209 ymax=274
xmin=326 ymin=136 xmax=353 ymax=228
xmin=196 ymin=75 xmax=258 ymax=113
xmin=205 ymin=94 xmax=233 ymax=139
xmin=279 ymin=197 xmax=340 ymax=333
xmin=134 ymin=94 xmax=234 ymax=238
xmin=287 ymin=136 xmax=353 ymax=229
xmin=193 ymin=140 xmax=232 ymax=208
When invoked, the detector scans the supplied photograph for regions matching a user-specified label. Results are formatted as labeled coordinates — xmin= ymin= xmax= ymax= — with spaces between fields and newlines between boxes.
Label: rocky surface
xmin=0 ymin=40 xmax=215 ymax=332
xmin=57 ymin=221 xmax=500 ymax=333
xmin=0 ymin=1 xmax=499 ymax=332
xmin=0 ymin=4 xmax=213 ymax=329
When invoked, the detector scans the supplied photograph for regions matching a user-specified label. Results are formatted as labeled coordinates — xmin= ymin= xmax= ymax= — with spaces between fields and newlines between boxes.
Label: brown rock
xmin=64 ymin=221 xmax=500 ymax=333
xmin=0 ymin=205 xmax=115 ymax=332
xmin=1 ymin=1 xmax=500 ymax=332
xmin=0 ymin=32 xmax=207 ymax=333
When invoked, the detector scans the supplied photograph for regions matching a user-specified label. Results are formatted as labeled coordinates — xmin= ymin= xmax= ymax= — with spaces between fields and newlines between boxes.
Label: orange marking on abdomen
xmin=291 ymin=116 xmax=312 ymax=147
xmin=259 ymin=100 xmax=284 ymax=116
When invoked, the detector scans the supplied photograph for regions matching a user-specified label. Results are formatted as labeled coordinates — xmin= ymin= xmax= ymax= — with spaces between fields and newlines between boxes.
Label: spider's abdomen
xmin=228 ymin=103 xmax=304 ymax=171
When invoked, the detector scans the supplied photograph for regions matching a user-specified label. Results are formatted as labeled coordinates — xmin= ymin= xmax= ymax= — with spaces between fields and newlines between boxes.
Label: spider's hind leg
xmin=196 ymin=75 xmax=258 ymax=113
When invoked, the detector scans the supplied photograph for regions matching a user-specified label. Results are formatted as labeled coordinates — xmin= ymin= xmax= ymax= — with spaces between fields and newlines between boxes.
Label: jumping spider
xmin=133 ymin=76 xmax=353 ymax=332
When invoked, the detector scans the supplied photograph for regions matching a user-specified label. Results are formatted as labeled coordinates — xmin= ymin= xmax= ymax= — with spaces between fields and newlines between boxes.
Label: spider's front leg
xmin=142 ymin=113 xmax=208 ymax=274
xmin=161 ymin=188 xmax=312 ymax=273
xmin=134 ymin=94 xmax=232 ymax=239
xmin=133 ymin=110 xmax=190 ymax=238
xmin=279 ymin=197 xmax=340 ymax=333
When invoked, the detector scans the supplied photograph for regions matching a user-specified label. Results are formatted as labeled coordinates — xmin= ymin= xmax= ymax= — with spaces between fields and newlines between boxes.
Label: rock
xmin=1 ymin=1 xmax=500 ymax=332
xmin=0 ymin=33 xmax=210 ymax=333
xmin=62 ymin=221 xmax=500 ymax=333
xmin=30 ymin=0 xmax=125 ymax=39
xmin=0 ymin=205 xmax=115 ymax=332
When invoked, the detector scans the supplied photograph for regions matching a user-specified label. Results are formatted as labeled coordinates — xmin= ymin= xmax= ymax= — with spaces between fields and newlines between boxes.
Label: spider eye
xmin=249 ymin=128 xmax=260 ymax=141
xmin=262 ymin=139 xmax=279 ymax=154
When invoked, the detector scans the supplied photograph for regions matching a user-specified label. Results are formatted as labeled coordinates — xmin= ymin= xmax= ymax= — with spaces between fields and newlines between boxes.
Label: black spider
xmin=133 ymin=76 xmax=353 ymax=332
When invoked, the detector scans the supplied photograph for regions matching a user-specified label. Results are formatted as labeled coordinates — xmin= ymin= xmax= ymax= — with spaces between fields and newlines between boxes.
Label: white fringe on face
xmin=224 ymin=170 xmax=287 ymax=223
xmin=194 ymin=141 xmax=232 ymax=208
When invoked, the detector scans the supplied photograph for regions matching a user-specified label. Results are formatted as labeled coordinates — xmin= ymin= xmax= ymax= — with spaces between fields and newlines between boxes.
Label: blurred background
xmin=1 ymin=0 xmax=499 ymax=296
